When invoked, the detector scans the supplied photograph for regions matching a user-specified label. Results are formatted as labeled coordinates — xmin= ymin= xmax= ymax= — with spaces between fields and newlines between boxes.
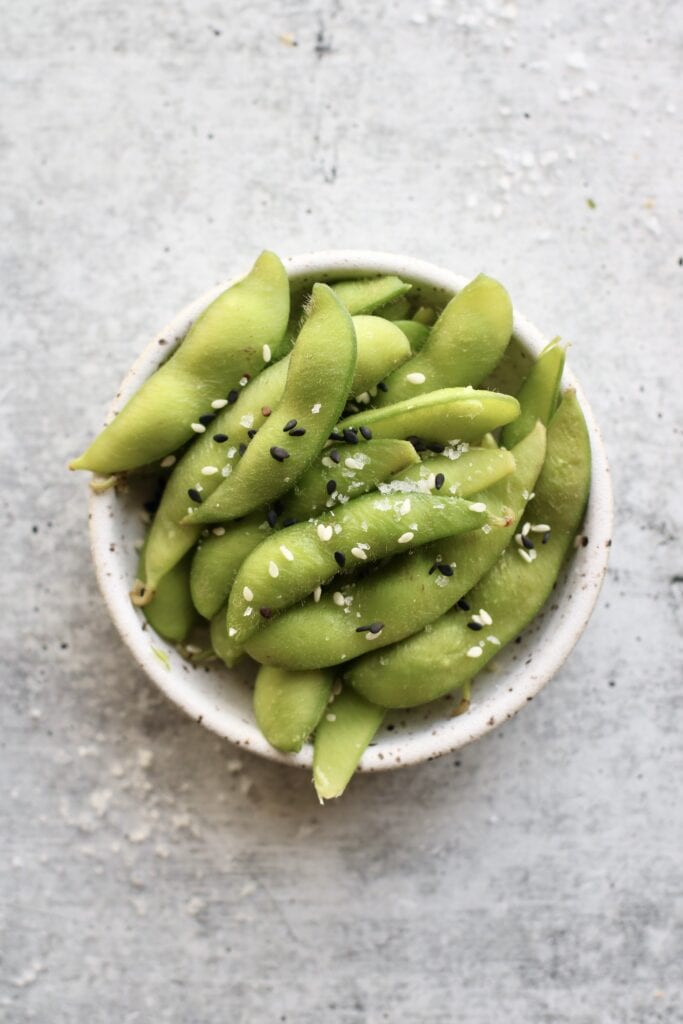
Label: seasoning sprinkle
xmin=377 ymin=381 xmax=388 ymax=392
xmin=317 ymin=524 xmax=333 ymax=542
xmin=517 ymin=548 xmax=535 ymax=564
xmin=212 ymin=526 xmax=226 ymax=537
xmin=326 ymin=479 xmax=337 ymax=495
xmin=228 ymin=627 xmax=237 ymax=637
xmin=201 ymin=466 xmax=218 ymax=475
xmin=247 ymin=428 xmax=258 ymax=439
xmin=429 ymin=562 xmax=438 ymax=575
xmin=238 ymin=443 xmax=247 ymax=456
xmin=542 ymin=531 xmax=551 ymax=544
xmin=434 ymin=472 xmax=445 ymax=491
xmin=356 ymin=621 xmax=384 ymax=635
xmin=398 ymin=531 xmax=414 ymax=544
xmin=212 ymin=433 xmax=228 ymax=443
xmin=313 ymin=586 xmax=322 ymax=603
xmin=479 ymin=608 xmax=493 ymax=626
xmin=457 ymin=598 xmax=471 ymax=611
xmin=239 ymin=376 xmax=250 ymax=387
xmin=198 ymin=413 xmax=215 ymax=426
xmin=242 ymin=586 xmax=254 ymax=602
xmin=187 ymin=488 xmax=202 ymax=503
xmin=211 ymin=398 xmax=228 ymax=410
xmin=487 ymin=635 xmax=501 ymax=645
xmin=466 ymin=646 xmax=483 ymax=658
xmin=227 ymin=389 xmax=239 ymax=404
xmin=437 ymin=563 xmax=454 ymax=577
xmin=259 ymin=606 xmax=273 ymax=619
xmin=160 ymin=455 xmax=176 ymax=468
xmin=334 ymin=550 xmax=346 ymax=567
xmin=268 ymin=560 xmax=279 ymax=578
xmin=469 ymin=501 xmax=487 ymax=513
xmin=329 ymin=449 xmax=340 ymax=464
xmin=522 ymin=521 xmax=531 ymax=537
xmin=329 ymin=431 xmax=343 ymax=441
xmin=406 ymin=372 xmax=426 ymax=384
xmin=191 ymin=422 xmax=206 ymax=434
xmin=359 ymin=426 xmax=373 ymax=440
xmin=289 ymin=428 xmax=306 ymax=437
xmin=282 ymin=517 xmax=297 ymax=527
xmin=522 ymin=534 xmax=535 ymax=550
xmin=467 ymin=621 xmax=484 ymax=631
xmin=531 ymin=523 xmax=551 ymax=533
xmin=270 ymin=446 xmax=290 ymax=462
xmin=333 ymin=592 xmax=345 ymax=607
xmin=280 ymin=544 xmax=294 ymax=561
xmin=311 ymin=403 xmax=321 ymax=414
xmin=262 ymin=344 xmax=272 ymax=362
xmin=345 ymin=456 xmax=363 ymax=470
xmin=266 ymin=509 xmax=278 ymax=527
xmin=283 ymin=419 xmax=297 ymax=432
xmin=342 ymin=428 xmax=359 ymax=445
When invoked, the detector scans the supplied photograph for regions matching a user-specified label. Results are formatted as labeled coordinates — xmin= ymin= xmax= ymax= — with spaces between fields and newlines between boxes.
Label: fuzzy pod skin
xmin=141 ymin=550 xmax=197 ymax=644
xmin=331 ymin=275 xmax=411 ymax=315
xmin=228 ymin=492 xmax=487 ymax=644
xmin=313 ymin=687 xmax=385 ymax=800
xmin=190 ymin=514 xmax=268 ymax=620
xmin=70 ymin=251 xmax=290 ymax=474
xmin=183 ymin=285 xmax=358 ymax=525
xmin=394 ymin=320 xmax=431 ymax=353
xmin=209 ymin=604 xmax=243 ymax=668
xmin=253 ymin=665 xmax=334 ymax=753
xmin=338 ymin=387 xmax=520 ymax=445
xmin=245 ymin=425 xmax=546 ymax=670
xmin=142 ymin=315 xmax=410 ymax=594
xmin=501 ymin=339 xmax=566 ymax=450
xmin=348 ymin=392 xmax=590 ymax=708
xmin=375 ymin=274 xmax=513 ymax=405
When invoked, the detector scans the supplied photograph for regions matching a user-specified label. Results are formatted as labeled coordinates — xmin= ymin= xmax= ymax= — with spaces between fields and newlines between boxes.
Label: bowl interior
xmin=88 ymin=251 xmax=613 ymax=771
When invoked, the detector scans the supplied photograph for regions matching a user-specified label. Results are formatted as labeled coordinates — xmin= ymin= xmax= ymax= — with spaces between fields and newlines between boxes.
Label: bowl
xmin=87 ymin=251 xmax=613 ymax=771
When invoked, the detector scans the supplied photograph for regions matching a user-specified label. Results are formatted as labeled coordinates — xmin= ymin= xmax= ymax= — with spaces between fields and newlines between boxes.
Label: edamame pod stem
xmin=394 ymin=320 xmax=430 ymax=353
xmin=142 ymin=315 xmax=410 ymax=595
xmin=332 ymin=275 xmax=411 ymax=315
xmin=183 ymin=286 xmax=358 ymax=524
xmin=191 ymin=439 xmax=418 ymax=620
xmin=210 ymin=604 xmax=243 ymax=667
xmin=245 ymin=425 xmax=545 ymax=669
xmin=348 ymin=392 xmax=590 ymax=707
xmin=70 ymin=251 xmax=290 ymax=474
xmin=501 ymin=339 xmax=565 ymax=449
xmin=338 ymin=388 xmax=520 ymax=445
xmin=313 ymin=687 xmax=384 ymax=800
xmin=140 ymin=548 xmax=197 ymax=643
xmin=374 ymin=274 xmax=512 ymax=405
xmin=254 ymin=665 xmax=333 ymax=753
xmin=229 ymin=492 xmax=487 ymax=644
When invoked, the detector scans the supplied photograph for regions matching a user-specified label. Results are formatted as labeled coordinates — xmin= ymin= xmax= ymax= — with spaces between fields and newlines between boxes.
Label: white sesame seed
xmin=191 ymin=422 xmax=206 ymax=433
xmin=239 ymin=376 xmax=249 ymax=387
xmin=366 ymin=631 xmax=381 ymax=640
xmin=515 ymin=533 xmax=523 ymax=546
xmin=398 ymin=531 xmax=414 ymax=544
xmin=262 ymin=344 xmax=271 ymax=362
xmin=531 ymin=523 xmax=551 ymax=533
xmin=351 ymin=546 xmax=367 ymax=560
xmin=242 ymin=586 xmax=253 ymax=601
xmin=522 ymin=521 xmax=531 ymax=536
xmin=487 ymin=635 xmax=501 ymax=645
xmin=317 ymin=523 xmax=333 ymax=542
xmin=356 ymin=391 xmax=371 ymax=404
xmin=268 ymin=560 xmax=279 ymax=578
xmin=333 ymin=523 xmax=342 ymax=535
xmin=469 ymin=502 xmax=487 ymax=513
xmin=243 ymin=606 xmax=253 ymax=617
xmin=226 ymin=446 xmax=237 ymax=459
xmin=517 ymin=548 xmax=534 ymax=563
xmin=333 ymin=592 xmax=345 ymax=607
xmin=201 ymin=466 xmax=219 ymax=475
xmin=221 ymin=464 xmax=232 ymax=478
xmin=479 ymin=608 xmax=493 ymax=626
xmin=313 ymin=586 xmax=322 ymax=602
xmin=466 ymin=646 xmax=483 ymax=658
xmin=212 ymin=527 xmax=226 ymax=536
xmin=326 ymin=713 xmax=336 ymax=722
xmin=195 ymin=484 xmax=204 ymax=492
xmin=280 ymin=545 xmax=294 ymax=561
xmin=345 ymin=456 xmax=363 ymax=470
xmin=321 ymin=456 xmax=334 ymax=468
xmin=406 ymin=372 xmax=426 ymax=384
xmin=186 ymin=507 xmax=194 ymax=516
xmin=311 ymin=403 xmax=321 ymax=414
xmin=228 ymin=627 xmax=237 ymax=637
xmin=160 ymin=455 xmax=176 ymax=468
xmin=211 ymin=398 xmax=228 ymax=409
xmin=471 ymin=614 xmax=483 ymax=625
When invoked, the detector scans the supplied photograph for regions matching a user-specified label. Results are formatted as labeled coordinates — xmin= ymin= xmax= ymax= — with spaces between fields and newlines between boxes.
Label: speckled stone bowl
xmin=88 ymin=251 xmax=613 ymax=772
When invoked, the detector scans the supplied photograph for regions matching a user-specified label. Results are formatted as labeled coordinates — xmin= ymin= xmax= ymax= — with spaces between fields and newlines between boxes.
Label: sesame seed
xmin=466 ymin=646 xmax=483 ymax=658
xmin=479 ymin=608 xmax=493 ymax=626
xmin=330 ymin=449 xmax=340 ymax=464
xmin=429 ymin=563 xmax=438 ymax=575
xmin=428 ymin=443 xmax=445 ymax=454
xmin=238 ymin=443 xmax=247 ymax=456
xmin=283 ymin=517 xmax=297 ymax=527
xmin=247 ymin=429 xmax=258 ymax=439
xmin=187 ymin=488 xmax=202 ymax=503
xmin=517 ymin=548 xmax=535 ymax=563
xmin=270 ymin=446 xmax=290 ymax=462
xmin=522 ymin=535 xmax=535 ymax=550
xmin=260 ymin=607 xmax=273 ymax=619
xmin=268 ymin=561 xmax=279 ymax=578
xmin=239 ymin=376 xmax=249 ymax=387
xmin=280 ymin=545 xmax=294 ymax=561
xmin=487 ymin=635 xmax=501 ymax=645
xmin=469 ymin=502 xmax=487 ymax=513
xmin=213 ymin=433 xmax=228 ymax=443
xmin=239 ymin=413 xmax=254 ymax=429
xmin=437 ymin=563 xmax=454 ymax=577
xmin=542 ymin=531 xmax=551 ymax=544
xmin=244 ymin=606 xmax=253 ymax=617
xmin=434 ymin=472 xmax=445 ymax=491
xmin=326 ymin=713 xmax=336 ymax=722
xmin=201 ymin=466 xmax=219 ymax=476
xmin=522 ymin=521 xmax=531 ymax=537
xmin=467 ymin=621 xmax=483 ymax=631
xmin=228 ymin=627 xmax=237 ymax=637
xmin=212 ymin=526 xmax=226 ymax=536
xmin=406 ymin=372 xmax=426 ymax=384
xmin=351 ymin=546 xmax=367 ymax=560
xmin=266 ymin=509 xmax=278 ymax=527
xmin=326 ymin=479 xmax=337 ymax=496
xmin=333 ymin=592 xmax=345 ymax=607
xmin=221 ymin=465 xmax=232 ymax=477
xmin=261 ymin=406 xmax=272 ymax=417
xmin=262 ymin=344 xmax=271 ymax=362
xmin=311 ymin=403 xmax=321 ymax=414
xmin=457 ymin=599 xmax=470 ymax=611
xmin=313 ymin=586 xmax=322 ymax=602
xmin=407 ymin=435 xmax=426 ymax=452
xmin=531 ymin=523 xmax=551 ymax=533
xmin=191 ymin=422 xmax=206 ymax=434
xmin=343 ymin=428 xmax=359 ymax=445
xmin=289 ymin=428 xmax=306 ymax=436
xmin=360 ymin=426 xmax=372 ymax=440
xmin=329 ymin=431 xmax=343 ymax=441
xmin=283 ymin=419 xmax=297 ymax=432
xmin=198 ymin=414 xmax=215 ymax=426
xmin=317 ymin=524 xmax=333 ymax=542
xmin=398 ymin=531 xmax=414 ymax=544
xmin=227 ymin=390 xmax=239 ymax=404
xmin=242 ymin=586 xmax=254 ymax=601
xmin=334 ymin=551 xmax=346 ymax=567
xmin=377 ymin=381 xmax=388 ymax=392
xmin=212 ymin=398 xmax=228 ymax=409
xmin=345 ymin=456 xmax=363 ymax=470
xmin=160 ymin=455 xmax=176 ymax=468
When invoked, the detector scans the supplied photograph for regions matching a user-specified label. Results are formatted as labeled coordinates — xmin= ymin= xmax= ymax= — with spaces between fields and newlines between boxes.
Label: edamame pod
xmin=245 ymin=425 xmax=545 ymax=669
xmin=376 ymin=295 xmax=411 ymax=321
xmin=70 ymin=251 xmax=290 ymax=473
xmin=313 ymin=687 xmax=385 ymax=800
xmin=394 ymin=320 xmax=430 ymax=353
xmin=501 ymin=338 xmax=565 ymax=449
xmin=375 ymin=274 xmax=512 ymax=405
xmin=191 ymin=439 xmax=418 ymax=620
xmin=228 ymin=492 xmax=487 ymax=643
xmin=141 ymin=549 xmax=197 ymax=643
xmin=332 ymin=275 xmax=411 ymax=315
xmin=338 ymin=388 xmax=520 ymax=445
xmin=210 ymin=605 xmax=243 ymax=667
xmin=348 ymin=392 xmax=590 ymax=707
xmin=254 ymin=665 xmax=333 ymax=753
xmin=142 ymin=315 xmax=411 ymax=596
xmin=183 ymin=284 xmax=357 ymax=524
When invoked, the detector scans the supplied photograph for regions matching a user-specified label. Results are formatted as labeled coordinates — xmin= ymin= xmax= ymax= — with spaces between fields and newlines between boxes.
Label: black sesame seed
xmin=407 ymin=435 xmax=426 ymax=452
xmin=356 ymin=624 xmax=371 ymax=633
xmin=434 ymin=472 xmax=445 ymax=491
xmin=334 ymin=551 xmax=346 ymax=567
xmin=522 ymin=535 xmax=535 ymax=550
xmin=188 ymin=488 xmax=202 ymax=503
xmin=368 ymin=621 xmax=384 ymax=634
xmin=467 ymin=621 xmax=483 ymax=631
xmin=377 ymin=381 xmax=388 ymax=392
xmin=326 ymin=479 xmax=337 ymax=495
xmin=227 ymin=389 xmax=239 ymax=404
xmin=330 ymin=449 xmax=341 ymax=464
xmin=542 ymin=531 xmax=551 ymax=544
xmin=259 ymin=607 xmax=273 ymax=619
xmin=212 ymin=433 xmax=228 ymax=443
xmin=457 ymin=598 xmax=470 ymax=611
xmin=329 ymin=431 xmax=343 ymax=441
xmin=289 ymin=428 xmax=306 ymax=436
xmin=282 ymin=517 xmax=297 ymax=527
xmin=198 ymin=413 xmax=215 ymax=426
xmin=238 ymin=443 xmax=247 ymax=455
xmin=266 ymin=509 xmax=278 ymax=528
xmin=428 ymin=443 xmax=445 ymax=454
xmin=360 ymin=426 xmax=372 ymax=440
xmin=247 ymin=429 xmax=258 ymax=438
xmin=437 ymin=563 xmax=454 ymax=577
xmin=270 ymin=446 xmax=290 ymax=462
xmin=428 ymin=562 xmax=438 ymax=575
xmin=283 ymin=419 xmax=297 ymax=432
xmin=343 ymin=428 xmax=359 ymax=445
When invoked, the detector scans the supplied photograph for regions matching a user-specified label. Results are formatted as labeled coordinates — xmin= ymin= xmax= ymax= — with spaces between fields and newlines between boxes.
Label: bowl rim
xmin=87 ymin=250 xmax=613 ymax=772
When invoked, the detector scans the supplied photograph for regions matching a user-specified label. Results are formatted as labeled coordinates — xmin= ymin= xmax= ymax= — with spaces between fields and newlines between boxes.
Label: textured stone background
xmin=2 ymin=2 xmax=682 ymax=1021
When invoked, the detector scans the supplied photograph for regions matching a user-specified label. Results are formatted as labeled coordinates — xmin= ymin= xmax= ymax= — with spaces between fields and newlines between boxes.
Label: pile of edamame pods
xmin=71 ymin=251 xmax=591 ymax=800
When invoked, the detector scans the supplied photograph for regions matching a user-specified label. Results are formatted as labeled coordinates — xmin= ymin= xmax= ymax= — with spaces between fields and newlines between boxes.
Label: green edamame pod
xmin=376 ymin=295 xmax=411 ymax=321
xmin=332 ymin=275 xmax=411 ymax=315
xmin=313 ymin=687 xmax=384 ymax=800
xmin=245 ymin=426 xmax=545 ymax=670
xmin=184 ymin=284 xmax=357 ymax=525
xmin=70 ymin=251 xmax=290 ymax=474
xmin=375 ymin=274 xmax=512 ymax=405
xmin=210 ymin=604 xmax=243 ymax=668
xmin=501 ymin=339 xmax=565 ymax=449
xmin=142 ymin=314 xmax=410 ymax=596
xmin=229 ymin=492 xmax=487 ymax=644
xmin=413 ymin=306 xmax=436 ymax=326
xmin=254 ymin=665 xmax=333 ymax=753
xmin=348 ymin=392 xmax=590 ymax=707
xmin=394 ymin=320 xmax=430 ymax=353
xmin=338 ymin=388 xmax=520 ymax=445
xmin=190 ymin=514 xmax=268 ymax=619
xmin=141 ymin=550 xmax=197 ymax=643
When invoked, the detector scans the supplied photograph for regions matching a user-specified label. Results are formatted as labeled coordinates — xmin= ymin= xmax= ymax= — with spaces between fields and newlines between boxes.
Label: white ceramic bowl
xmin=88 ymin=251 xmax=613 ymax=771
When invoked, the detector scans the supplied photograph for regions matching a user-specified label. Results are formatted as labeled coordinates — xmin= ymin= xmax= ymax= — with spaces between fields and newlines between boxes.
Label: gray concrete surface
xmin=2 ymin=1 xmax=682 ymax=1021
